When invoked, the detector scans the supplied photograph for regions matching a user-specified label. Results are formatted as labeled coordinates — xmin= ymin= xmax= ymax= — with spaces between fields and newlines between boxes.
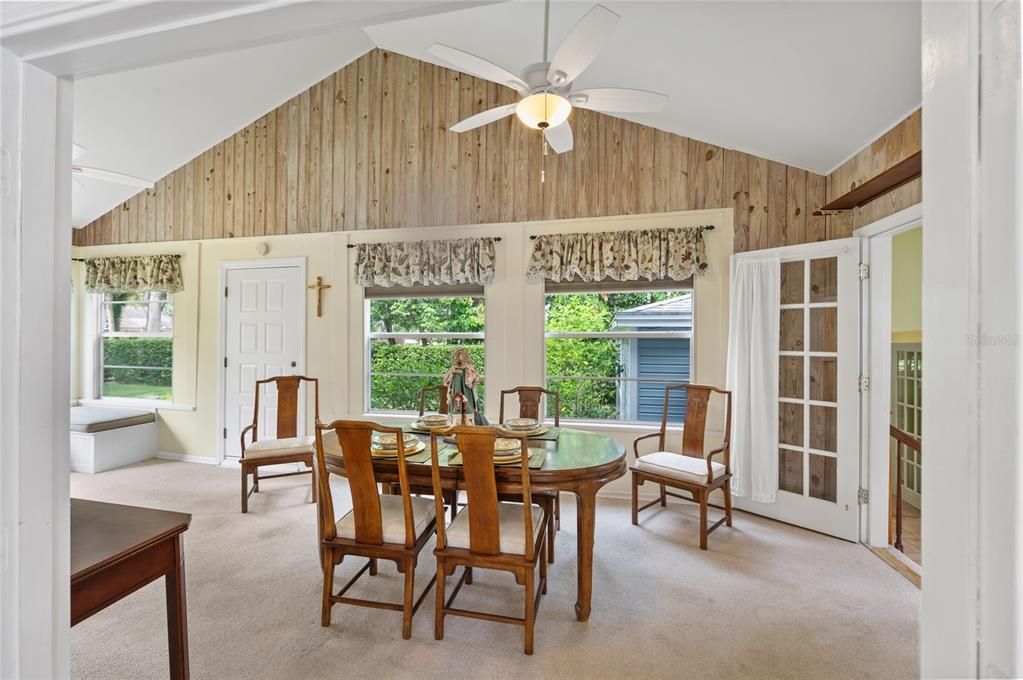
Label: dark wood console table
xmin=71 ymin=499 xmax=192 ymax=679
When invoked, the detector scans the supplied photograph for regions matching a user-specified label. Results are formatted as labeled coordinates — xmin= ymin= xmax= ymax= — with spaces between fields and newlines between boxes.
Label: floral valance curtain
xmin=526 ymin=226 xmax=710 ymax=283
xmin=84 ymin=255 xmax=184 ymax=294
xmin=354 ymin=237 xmax=497 ymax=288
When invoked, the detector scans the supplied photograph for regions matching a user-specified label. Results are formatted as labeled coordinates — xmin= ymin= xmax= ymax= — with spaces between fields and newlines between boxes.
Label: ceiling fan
xmin=429 ymin=0 xmax=667 ymax=154
xmin=72 ymin=143 xmax=154 ymax=190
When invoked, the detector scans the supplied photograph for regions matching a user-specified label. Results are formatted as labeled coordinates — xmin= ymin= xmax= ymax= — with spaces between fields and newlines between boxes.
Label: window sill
xmin=76 ymin=398 xmax=196 ymax=412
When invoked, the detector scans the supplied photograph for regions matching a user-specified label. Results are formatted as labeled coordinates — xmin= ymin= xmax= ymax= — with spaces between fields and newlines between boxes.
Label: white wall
xmin=72 ymin=208 xmax=733 ymax=500
xmin=0 ymin=47 xmax=73 ymax=680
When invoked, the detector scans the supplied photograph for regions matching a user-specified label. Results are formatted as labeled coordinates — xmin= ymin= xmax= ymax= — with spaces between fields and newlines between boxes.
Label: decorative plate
xmin=371 ymin=439 xmax=426 ymax=457
xmin=505 ymin=418 xmax=538 ymax=429
xmin=494 ymin=438 xmax=523 ymax=452
xmin=421 ymin=414 xmax=451 ymax=425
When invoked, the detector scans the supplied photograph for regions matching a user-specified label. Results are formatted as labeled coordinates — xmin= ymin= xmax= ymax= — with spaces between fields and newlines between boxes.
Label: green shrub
xmin=369 ymin=343 xmax=485 ymax=412
xmin=103 ymin=337 xmax=172 ymax=386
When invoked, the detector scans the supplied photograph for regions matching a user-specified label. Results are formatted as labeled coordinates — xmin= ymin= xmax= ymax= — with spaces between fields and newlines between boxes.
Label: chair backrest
xmin=427 ymin=425 xmax=536 ymax=560
xmin=498 ymin=386 xmax=560 ymax=427
xmin=418 ymin=384 xmax=449 ymax=416
xmin=313 ymin=419 xmax=417 ymax=548
xmin=251 ymin=375 xmax=320 ymax=441
xmin=657 ymin=384 xmax=732 ymax=464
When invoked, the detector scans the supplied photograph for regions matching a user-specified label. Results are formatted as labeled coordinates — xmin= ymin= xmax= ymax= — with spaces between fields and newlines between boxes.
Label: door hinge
xmin=223 ymin=427 xmax=227 ymax=439
xmin=858 ymin=263 xmax=870 ymax=280
xmin=858 ymin=376 xmax=870 ymax=392
xmin=224 ymin=285 xmax=229 ymax=298
xmin=224 ymin=357 xmax=228 ymax=368
xmin=857 ymin=488 xmax=869 ymax=505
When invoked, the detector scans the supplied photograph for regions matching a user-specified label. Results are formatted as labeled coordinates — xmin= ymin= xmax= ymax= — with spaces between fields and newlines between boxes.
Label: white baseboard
xmin=156 ymin=451 xmax=219 ymax=465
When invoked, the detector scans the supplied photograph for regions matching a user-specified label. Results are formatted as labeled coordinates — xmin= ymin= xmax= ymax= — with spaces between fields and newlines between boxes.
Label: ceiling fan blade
xmin=72 ymin=165 xmax=155 ymax=189
xmin=568 ymin=87 xmax=668 ymax=113
xmin=449 ymin=103 xmax=518 ymax=133
xmin=428 ymin=44 xmax=528 ymax=94
xmin=544 ymin=122 xmax=574 ymax=154
xmin=547 ymin=5 xmax=620 ymax=87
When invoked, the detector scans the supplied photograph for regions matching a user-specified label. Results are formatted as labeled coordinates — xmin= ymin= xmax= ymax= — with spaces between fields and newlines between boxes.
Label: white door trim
xmin=855 ymin=203 xmax=923 ymax=546
xmin=217 ymin=257 xmax=307 ymax=464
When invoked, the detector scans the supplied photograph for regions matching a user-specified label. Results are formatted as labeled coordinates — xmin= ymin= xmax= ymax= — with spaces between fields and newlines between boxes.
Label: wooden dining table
xmin=320 ymin=426 xmax=626 ymax=622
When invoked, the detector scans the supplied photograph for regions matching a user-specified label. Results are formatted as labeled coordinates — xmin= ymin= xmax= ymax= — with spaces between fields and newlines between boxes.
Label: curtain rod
xmin=346 ymin=236 xmax=502 ymax=249
xmin=71 ymin=254 xmax=182 ymax=262
xmin=528 ymin=225 xmax=715 ymax=240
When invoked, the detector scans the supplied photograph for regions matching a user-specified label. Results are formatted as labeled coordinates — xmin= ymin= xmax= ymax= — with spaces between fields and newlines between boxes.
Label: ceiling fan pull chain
xmin=541 ymin=135 xmax=548 ymax=183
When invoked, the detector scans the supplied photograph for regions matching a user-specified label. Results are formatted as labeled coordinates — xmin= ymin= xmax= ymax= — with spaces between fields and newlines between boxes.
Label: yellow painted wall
xmin=71 ymin=209 xmax=733 ymax=476
xmin=892 ymin=226 xmax=922 ymax=343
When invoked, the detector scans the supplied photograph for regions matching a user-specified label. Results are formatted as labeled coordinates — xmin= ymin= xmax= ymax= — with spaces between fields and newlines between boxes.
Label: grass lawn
xmin=102 ymin=383 xmax=171 ymax=400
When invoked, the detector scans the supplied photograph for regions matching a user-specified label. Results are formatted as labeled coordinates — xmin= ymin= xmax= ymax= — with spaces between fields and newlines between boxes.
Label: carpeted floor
xmin=71 ymin=460 xmax=919 ymax=679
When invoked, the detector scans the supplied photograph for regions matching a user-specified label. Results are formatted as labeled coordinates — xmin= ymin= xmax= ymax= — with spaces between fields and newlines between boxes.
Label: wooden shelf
xmin=815 ymin=151 xmax=921 ymax=215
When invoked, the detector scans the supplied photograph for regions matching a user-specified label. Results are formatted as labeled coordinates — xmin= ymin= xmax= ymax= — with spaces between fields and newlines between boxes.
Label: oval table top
xmin=319 ymin=426 xmax=626 ymax=486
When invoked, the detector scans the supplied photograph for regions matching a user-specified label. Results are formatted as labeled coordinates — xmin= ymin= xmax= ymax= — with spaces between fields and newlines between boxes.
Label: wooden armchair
xmin=418 ymin=384 xmax=449 ymax=416
xmin=499 ymin=386 xmax=560 ymax=562
xmin=427 ymin=425 xmax=549 ymax=655
xmin=240 ymin=375 xmax=319 ymax=513
xmin=630 ymin=384 xmax=733 ymax=550
xmin=313 ymin=419 xmax=438 ymax=639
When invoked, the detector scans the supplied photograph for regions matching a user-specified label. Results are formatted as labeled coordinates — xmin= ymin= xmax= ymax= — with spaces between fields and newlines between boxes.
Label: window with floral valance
xmin=84 ymin=254 xmax=184 ymax=294
xmin=353 ymin=237 xmax=497 ymax=288
xmin=526 ymin=226 xmax=710 ymax=283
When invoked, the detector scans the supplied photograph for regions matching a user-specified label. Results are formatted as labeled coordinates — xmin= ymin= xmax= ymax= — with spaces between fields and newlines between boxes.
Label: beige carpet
xmin=71 ymin=460 xmax=919 ymax=679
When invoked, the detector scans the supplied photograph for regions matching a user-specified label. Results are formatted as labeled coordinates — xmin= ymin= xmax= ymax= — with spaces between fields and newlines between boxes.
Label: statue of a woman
xmin=443 ymin=348 xmax=488 ymax=425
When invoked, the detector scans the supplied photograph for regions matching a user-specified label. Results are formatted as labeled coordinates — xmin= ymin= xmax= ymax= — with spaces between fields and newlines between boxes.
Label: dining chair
xmin=427 ymin=425 xmax=549 ymax=655
xmin=499 ymin=385 xmax=560 ymax=562
xmin=313 ymin=419 xmax=438 ymax=639
xmin=630 ymin=383 xmax=733 ymax=550
xmin=418 ymin=384 xmax=449 ymax=416
xmin=239 ymin=375 xmax=319 ymax=513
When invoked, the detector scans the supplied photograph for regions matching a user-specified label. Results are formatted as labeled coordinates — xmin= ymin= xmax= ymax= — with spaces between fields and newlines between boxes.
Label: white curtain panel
xmin=725 ymin=255 xmax=781 ymax=502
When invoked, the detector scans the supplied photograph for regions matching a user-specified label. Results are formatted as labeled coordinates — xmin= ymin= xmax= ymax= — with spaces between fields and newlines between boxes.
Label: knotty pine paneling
xmin=75 ymin=48 xmax=838 ymax=254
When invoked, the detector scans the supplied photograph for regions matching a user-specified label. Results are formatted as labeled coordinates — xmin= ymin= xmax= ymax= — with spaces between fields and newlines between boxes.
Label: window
xmin=544 ymin=289 xmax=692 ymax=422
xmin=99 ymin=292 xmax=173 ymax=400
xmin=367 ymin=295 xmax=485 ymax=413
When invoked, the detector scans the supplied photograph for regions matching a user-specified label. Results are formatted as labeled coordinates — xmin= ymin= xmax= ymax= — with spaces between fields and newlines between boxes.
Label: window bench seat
xmin=70 ymin=406 xmax=158 ymax=473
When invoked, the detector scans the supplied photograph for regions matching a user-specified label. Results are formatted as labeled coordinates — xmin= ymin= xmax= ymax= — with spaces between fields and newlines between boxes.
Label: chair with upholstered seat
xmin=240 ymin=375 xmax=319 ymax=513
xmin=631 ymin=383 xmax=733 ymax=550
xmin=499 ymin=386 xmax=560 ymax=562
xmin=427 ymin=425 xmax=548 ymax=655
xmin=418 ymin=384 xmax=449 ymax=417
xmin=313 ymin=419 xmax=438 ymax=639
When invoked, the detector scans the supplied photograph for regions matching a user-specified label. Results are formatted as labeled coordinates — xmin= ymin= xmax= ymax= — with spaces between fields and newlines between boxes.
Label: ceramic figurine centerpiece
xmin=443 ymin=348 xmax=488 ymax=426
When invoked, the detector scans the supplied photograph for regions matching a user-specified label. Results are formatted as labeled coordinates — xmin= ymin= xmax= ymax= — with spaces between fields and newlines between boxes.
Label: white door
xmin=222 ymin=263 xmax=305 ymax=460
xmin=734 ymin=238 xmax=863 ymax=541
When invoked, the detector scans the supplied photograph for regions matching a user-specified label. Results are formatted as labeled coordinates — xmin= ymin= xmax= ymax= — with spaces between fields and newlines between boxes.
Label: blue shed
xmin=613 ymin=295 xmax=693 ymax=423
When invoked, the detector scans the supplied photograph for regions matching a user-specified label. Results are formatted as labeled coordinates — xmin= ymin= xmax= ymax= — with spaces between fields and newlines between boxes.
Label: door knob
xmin=290 ymin=361 xmax=297 ymax=368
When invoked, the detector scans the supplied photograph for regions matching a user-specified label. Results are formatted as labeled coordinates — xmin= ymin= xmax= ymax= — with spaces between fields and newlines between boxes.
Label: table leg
xmin=166 ymin=535 xmax=190 ymax=680
xmin=574 ymin=484 xmax=599 ymax=622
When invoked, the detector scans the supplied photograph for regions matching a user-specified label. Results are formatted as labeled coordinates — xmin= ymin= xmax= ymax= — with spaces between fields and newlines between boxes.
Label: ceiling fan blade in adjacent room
xmin=546 ymin=5 xmax=620 ymax=87
xmin=449 ymin=103 xmax=518 ymax=133
xmin=544 ymin=122 xmax=574 ymax=154
xmin=72 ymin=165 xmax=155 ymax=189
xmin=569 ymin=87 xmax=668 ymax=113
xmin=428 ymin=44 xmax=529 ymax=94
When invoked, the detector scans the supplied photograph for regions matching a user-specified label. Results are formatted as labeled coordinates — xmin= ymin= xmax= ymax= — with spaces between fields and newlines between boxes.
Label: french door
xmin=221 ymin=260 xmax=306 ymax=460
xmin=734 ymin=238 xmax=863 ymax=541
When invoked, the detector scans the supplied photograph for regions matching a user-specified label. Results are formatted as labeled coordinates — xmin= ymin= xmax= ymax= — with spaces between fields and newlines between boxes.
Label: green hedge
xmin=103 ymin=337 xmax=172 ymax=386
xmin=370 ymin=343 xmax=484 ymax=412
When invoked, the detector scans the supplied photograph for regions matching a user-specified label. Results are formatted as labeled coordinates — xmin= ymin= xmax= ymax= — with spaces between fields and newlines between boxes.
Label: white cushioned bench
xmin=70 ymin=406 xmax=158 ymax=473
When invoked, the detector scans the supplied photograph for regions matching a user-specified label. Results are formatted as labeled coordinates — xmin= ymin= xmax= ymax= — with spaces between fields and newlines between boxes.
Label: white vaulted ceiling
xmin=0 ymin=0 xmax=921 ymax=229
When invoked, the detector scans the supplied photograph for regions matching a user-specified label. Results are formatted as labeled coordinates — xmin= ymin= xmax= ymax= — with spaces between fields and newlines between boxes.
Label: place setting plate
xmin=500 ymin=418 xmax=551 ymax=438
xmin=370 ymin=434 xmax=426 ymax=459
xmin=410 ymin=413 xmax=454 ymax=432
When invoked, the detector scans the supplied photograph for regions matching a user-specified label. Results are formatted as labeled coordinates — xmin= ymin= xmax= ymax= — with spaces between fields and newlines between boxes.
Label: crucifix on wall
xmin=307 ymin=276 xmax=331 ymax=317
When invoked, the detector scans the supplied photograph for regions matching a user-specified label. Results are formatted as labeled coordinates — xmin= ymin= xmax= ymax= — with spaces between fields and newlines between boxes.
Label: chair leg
xmin=369 ymin=558 xmax=378 ymax=576
xmin=253 ymin=466 xmax=260 ymax=493
xmin=699 ymin=490 xmax=709 ymax=550
xmin=434 ymin=559 xmax=446 ymax=641
xmin=554 ymin=492 xmax=561 ymax=531
xmin=310 ymin=463 xmax=317 ymax=504
xmin=539 ymin=531 xmax=548 ymax=595
xmin=241 ymin=466 xmax=249 ymax=514
xmin=523 ymin=568 xmax=535 ymax=655
xmin=546 ymin=505 xmax=556 ymax=564
xmin=321 ymin=549 xmax=335 ymax=626
xmin=724 ymin=484 xmax=733 ymax=527
xmin=464 ymin=566 xmax=473 ymax=585
xmin=401 ymin=559 xmax=415 ymax=640
xmin=631 ymin=473 xmax=639 ymax=525
xmin=659 ymin=483 xmax=667 ymax=507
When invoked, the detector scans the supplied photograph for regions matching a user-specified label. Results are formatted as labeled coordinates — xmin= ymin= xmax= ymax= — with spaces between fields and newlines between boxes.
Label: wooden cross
xmin=307 ymin=276 xmax=331 ymax=317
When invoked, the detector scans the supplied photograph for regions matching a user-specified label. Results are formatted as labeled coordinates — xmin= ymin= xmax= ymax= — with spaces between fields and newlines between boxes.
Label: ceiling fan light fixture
xmin=515 ymin=92 xmax=571 ymax=130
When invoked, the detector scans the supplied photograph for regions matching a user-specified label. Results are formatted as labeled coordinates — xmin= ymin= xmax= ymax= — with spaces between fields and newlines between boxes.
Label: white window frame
xmin=542 ymin=289 xmax=695 ymax=426
xmin=89 ymin=291 xmax=175 ymax=407
xmin=364 ymin=297 xmax=486 ymax=416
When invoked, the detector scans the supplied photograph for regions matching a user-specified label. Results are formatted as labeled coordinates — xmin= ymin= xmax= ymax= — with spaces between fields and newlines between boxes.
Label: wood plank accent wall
xmin=826 ymin=109 xmax=922 ymax=234
xmin=74 ymin=49 xmax=915 ymax=254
